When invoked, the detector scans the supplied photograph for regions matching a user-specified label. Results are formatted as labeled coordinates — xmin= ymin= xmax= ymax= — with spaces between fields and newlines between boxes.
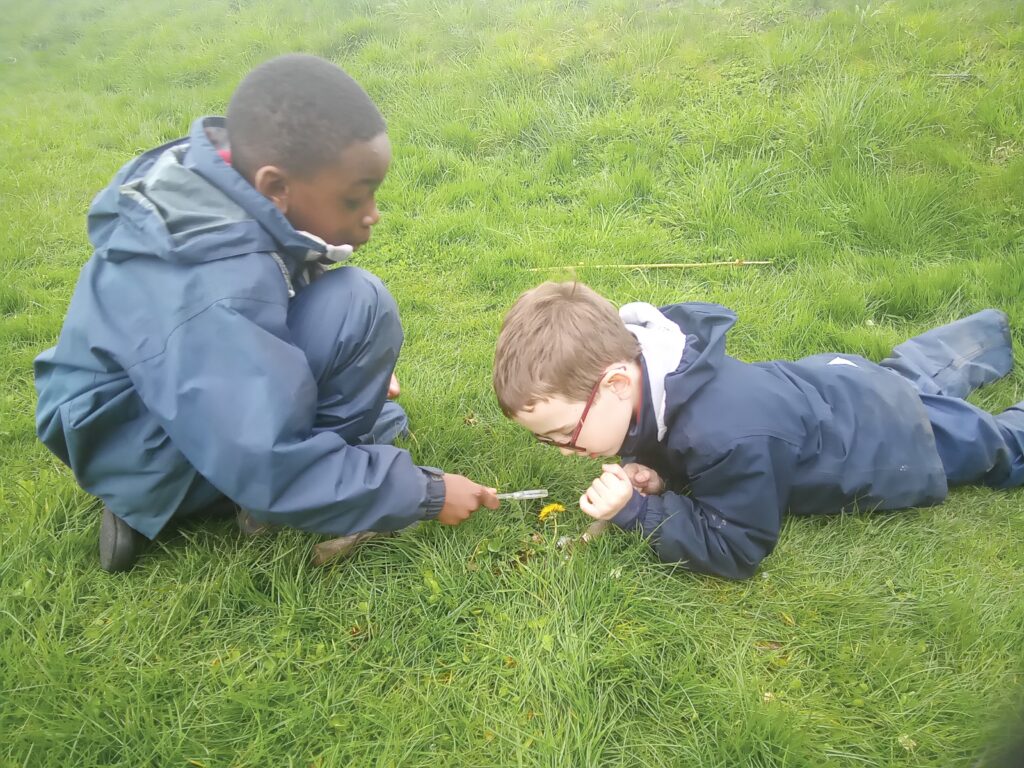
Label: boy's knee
xmin=291 ymin=266 xmax=402 ymax=346
xmin=319 ymin=266 xmax=398 ymax=320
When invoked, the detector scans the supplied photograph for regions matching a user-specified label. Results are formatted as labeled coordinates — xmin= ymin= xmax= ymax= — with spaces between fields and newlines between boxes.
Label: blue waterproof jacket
xmin=612 ymin=302 xmax=948 ymax=580
xmin=35 ymin=117 xmax=443 ymax=539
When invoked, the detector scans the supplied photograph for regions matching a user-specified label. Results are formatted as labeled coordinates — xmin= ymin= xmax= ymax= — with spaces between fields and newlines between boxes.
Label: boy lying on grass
xmin=493 ymin=282 xmax=1024 ymax=580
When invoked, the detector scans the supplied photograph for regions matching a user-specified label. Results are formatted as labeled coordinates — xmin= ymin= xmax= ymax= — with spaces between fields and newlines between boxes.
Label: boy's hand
xmin=579 ymin=464 xmax=634 ymax=521
xmin=622 ymin=463 xmax=665 ymax=495
xmin=388 ymin=373 xmax=400 ymax=399
xmin=438 ymin=474 xmax=499 ymax=525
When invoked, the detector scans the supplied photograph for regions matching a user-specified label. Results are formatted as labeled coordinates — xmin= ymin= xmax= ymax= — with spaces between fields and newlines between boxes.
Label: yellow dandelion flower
xmin=538 ymin=503 xmax=565 ymax=521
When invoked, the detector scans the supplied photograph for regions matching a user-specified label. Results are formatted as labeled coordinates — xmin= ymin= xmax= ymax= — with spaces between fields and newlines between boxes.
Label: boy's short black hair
xmin=227 ymin=53 xmax=386 ymax=181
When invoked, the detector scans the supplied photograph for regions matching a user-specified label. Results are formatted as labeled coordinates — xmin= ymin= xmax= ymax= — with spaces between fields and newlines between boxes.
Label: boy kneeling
xmin=35 ymin=55 xmax=497 ymax=572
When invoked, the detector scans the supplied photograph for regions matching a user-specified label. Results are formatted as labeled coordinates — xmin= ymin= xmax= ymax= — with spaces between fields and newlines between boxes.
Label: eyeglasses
xmin=535 ymin=377 xmax=603 ymax=451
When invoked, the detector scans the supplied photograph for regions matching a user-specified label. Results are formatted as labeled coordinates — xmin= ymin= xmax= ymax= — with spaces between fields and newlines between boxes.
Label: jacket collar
xmin=620 ymin=302 xmax=686 ymax=440
xmin=181 ymin=116 xmax=330 ymax=265
xmin=619 ymin=357 xmax=660 ymax=457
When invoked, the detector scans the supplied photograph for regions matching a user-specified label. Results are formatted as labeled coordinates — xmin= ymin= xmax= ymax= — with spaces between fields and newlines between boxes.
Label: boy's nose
xmin=362 ymin=205 xmax=381 ymax=227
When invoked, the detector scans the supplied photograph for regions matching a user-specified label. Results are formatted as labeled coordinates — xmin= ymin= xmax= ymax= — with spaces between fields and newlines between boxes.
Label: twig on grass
xmin=526 ymin=259 xmax=772 ymax=272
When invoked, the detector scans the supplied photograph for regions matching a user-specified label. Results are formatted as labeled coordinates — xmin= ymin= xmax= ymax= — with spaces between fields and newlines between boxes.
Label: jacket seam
xmin=685 ymin=431 xmax=803 ymax=455
xmin=124 ymin=295 xmax=285 ymax=371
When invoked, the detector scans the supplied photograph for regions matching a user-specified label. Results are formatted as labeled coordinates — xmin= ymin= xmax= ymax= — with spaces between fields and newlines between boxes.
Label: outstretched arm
xmin=126 ymin=295 xmax=446 ymax=534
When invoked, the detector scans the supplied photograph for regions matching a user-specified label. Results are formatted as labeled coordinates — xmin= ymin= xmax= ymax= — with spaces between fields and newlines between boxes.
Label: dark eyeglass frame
xmin=535 ymin=377 xmax=603 ymax=451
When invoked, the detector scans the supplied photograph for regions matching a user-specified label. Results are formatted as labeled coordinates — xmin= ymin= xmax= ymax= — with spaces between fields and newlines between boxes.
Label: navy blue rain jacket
xmin=612 ymin=303 xmax=947 ymax=580
xmin=34 ymin=117 xmax=442 ymax=539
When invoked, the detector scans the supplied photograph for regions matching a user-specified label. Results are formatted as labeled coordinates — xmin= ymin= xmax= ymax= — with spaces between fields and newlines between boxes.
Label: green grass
xmin=2 ymin=0 xmax=1024 ymax=765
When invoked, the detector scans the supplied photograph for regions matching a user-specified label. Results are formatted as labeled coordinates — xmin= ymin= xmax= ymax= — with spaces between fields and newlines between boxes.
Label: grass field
xmin=2 ymin=0 xmax=1024 ymax=765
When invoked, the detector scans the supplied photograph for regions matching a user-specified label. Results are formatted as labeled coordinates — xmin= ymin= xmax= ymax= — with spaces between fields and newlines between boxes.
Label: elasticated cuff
xmin=418 ymin=466 xmax=446 ymax=520
xmin=611 ymin=490 xmax=647 ymax=530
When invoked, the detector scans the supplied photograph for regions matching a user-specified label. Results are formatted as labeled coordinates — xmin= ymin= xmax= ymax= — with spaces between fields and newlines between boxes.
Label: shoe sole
xmin=99 ymin=507 xmax=143 ymax=573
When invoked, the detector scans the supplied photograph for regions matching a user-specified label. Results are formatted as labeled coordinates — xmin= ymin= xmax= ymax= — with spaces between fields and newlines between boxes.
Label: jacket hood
xmin=620 ymin=302 xmax=686 ymax=440
xmin=658 ymin=302 xmax=738 ymax=417
xmin=85 ymin=117 xmax=330 ymax=268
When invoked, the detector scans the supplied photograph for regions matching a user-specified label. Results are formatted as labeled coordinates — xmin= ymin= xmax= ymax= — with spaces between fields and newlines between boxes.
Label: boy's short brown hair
xmin=493 ymin=282 xmax=641 ymax=416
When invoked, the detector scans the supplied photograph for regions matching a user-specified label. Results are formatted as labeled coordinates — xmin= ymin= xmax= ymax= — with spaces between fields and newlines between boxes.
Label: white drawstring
xmin=298 ymin=231 xmax=353 ymax=264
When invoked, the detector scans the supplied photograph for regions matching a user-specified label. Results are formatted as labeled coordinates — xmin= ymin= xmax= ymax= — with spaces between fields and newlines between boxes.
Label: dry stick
xmin=526 ymin=259 xmax=772 ymax=272
xmin=582 ymin=520 xmax=610 ymax=542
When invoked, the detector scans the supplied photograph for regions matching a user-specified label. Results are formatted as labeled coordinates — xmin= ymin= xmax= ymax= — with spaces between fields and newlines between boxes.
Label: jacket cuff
xmin=418 ymin=466 xmax=446 ymax=520
xmin=611 ymin=490 xmax=647 ymax=530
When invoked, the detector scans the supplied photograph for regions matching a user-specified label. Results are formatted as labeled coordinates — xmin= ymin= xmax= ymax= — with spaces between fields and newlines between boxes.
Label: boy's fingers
xmin=584 ymin=487 xmax=606 ymax=509
xmin=602 ymin=462 xmax=626 ymax=481
xmin=601 ymin=463 xmax=620 ymax=476
xmin=579 ymin=494 xmax=601 ymax=520
xmin=600 ymin=470 xmax=627 ymax=490
xmin=478 ymin=486 xmax=500 ymax=509
xmin=590 ymin=478 xmax=614 ymax=504
xmin=622 ymin=463 xmax=656 ymax=490
xmin=603 ymin=464 xmax=630 ymax=483
xmin=600 ymin=471 xmax=630 ymax=495
xmin=622 ymin=464 xmax=644 ymax=488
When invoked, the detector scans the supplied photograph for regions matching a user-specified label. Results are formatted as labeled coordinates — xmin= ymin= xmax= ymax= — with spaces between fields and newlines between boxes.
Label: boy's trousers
xmin=167 ymin=266 xmax=408 ymax=526
xmin=288 ymin=267 xmax=409 ymax=448
xmin=879 ymin=309 xmax=1024 ymax=489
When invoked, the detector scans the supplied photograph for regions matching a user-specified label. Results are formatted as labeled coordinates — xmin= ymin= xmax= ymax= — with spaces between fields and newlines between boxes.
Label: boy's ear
xmin=252 ymin=165 xmax=290 ymax=214
xmin=605 ymin=366 xmax=633 ymax=400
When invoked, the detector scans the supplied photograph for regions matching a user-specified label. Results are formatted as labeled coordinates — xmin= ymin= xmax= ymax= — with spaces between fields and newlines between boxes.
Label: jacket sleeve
xmin=123 ymin=295 xmax=443 ymax=535
xmin=611 ymin=436 xmax=798 ymax=579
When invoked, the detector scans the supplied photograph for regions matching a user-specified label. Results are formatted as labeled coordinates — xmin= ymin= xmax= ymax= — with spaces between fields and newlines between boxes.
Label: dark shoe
xmin=99 ymin=506 xmax=146 ymax=572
